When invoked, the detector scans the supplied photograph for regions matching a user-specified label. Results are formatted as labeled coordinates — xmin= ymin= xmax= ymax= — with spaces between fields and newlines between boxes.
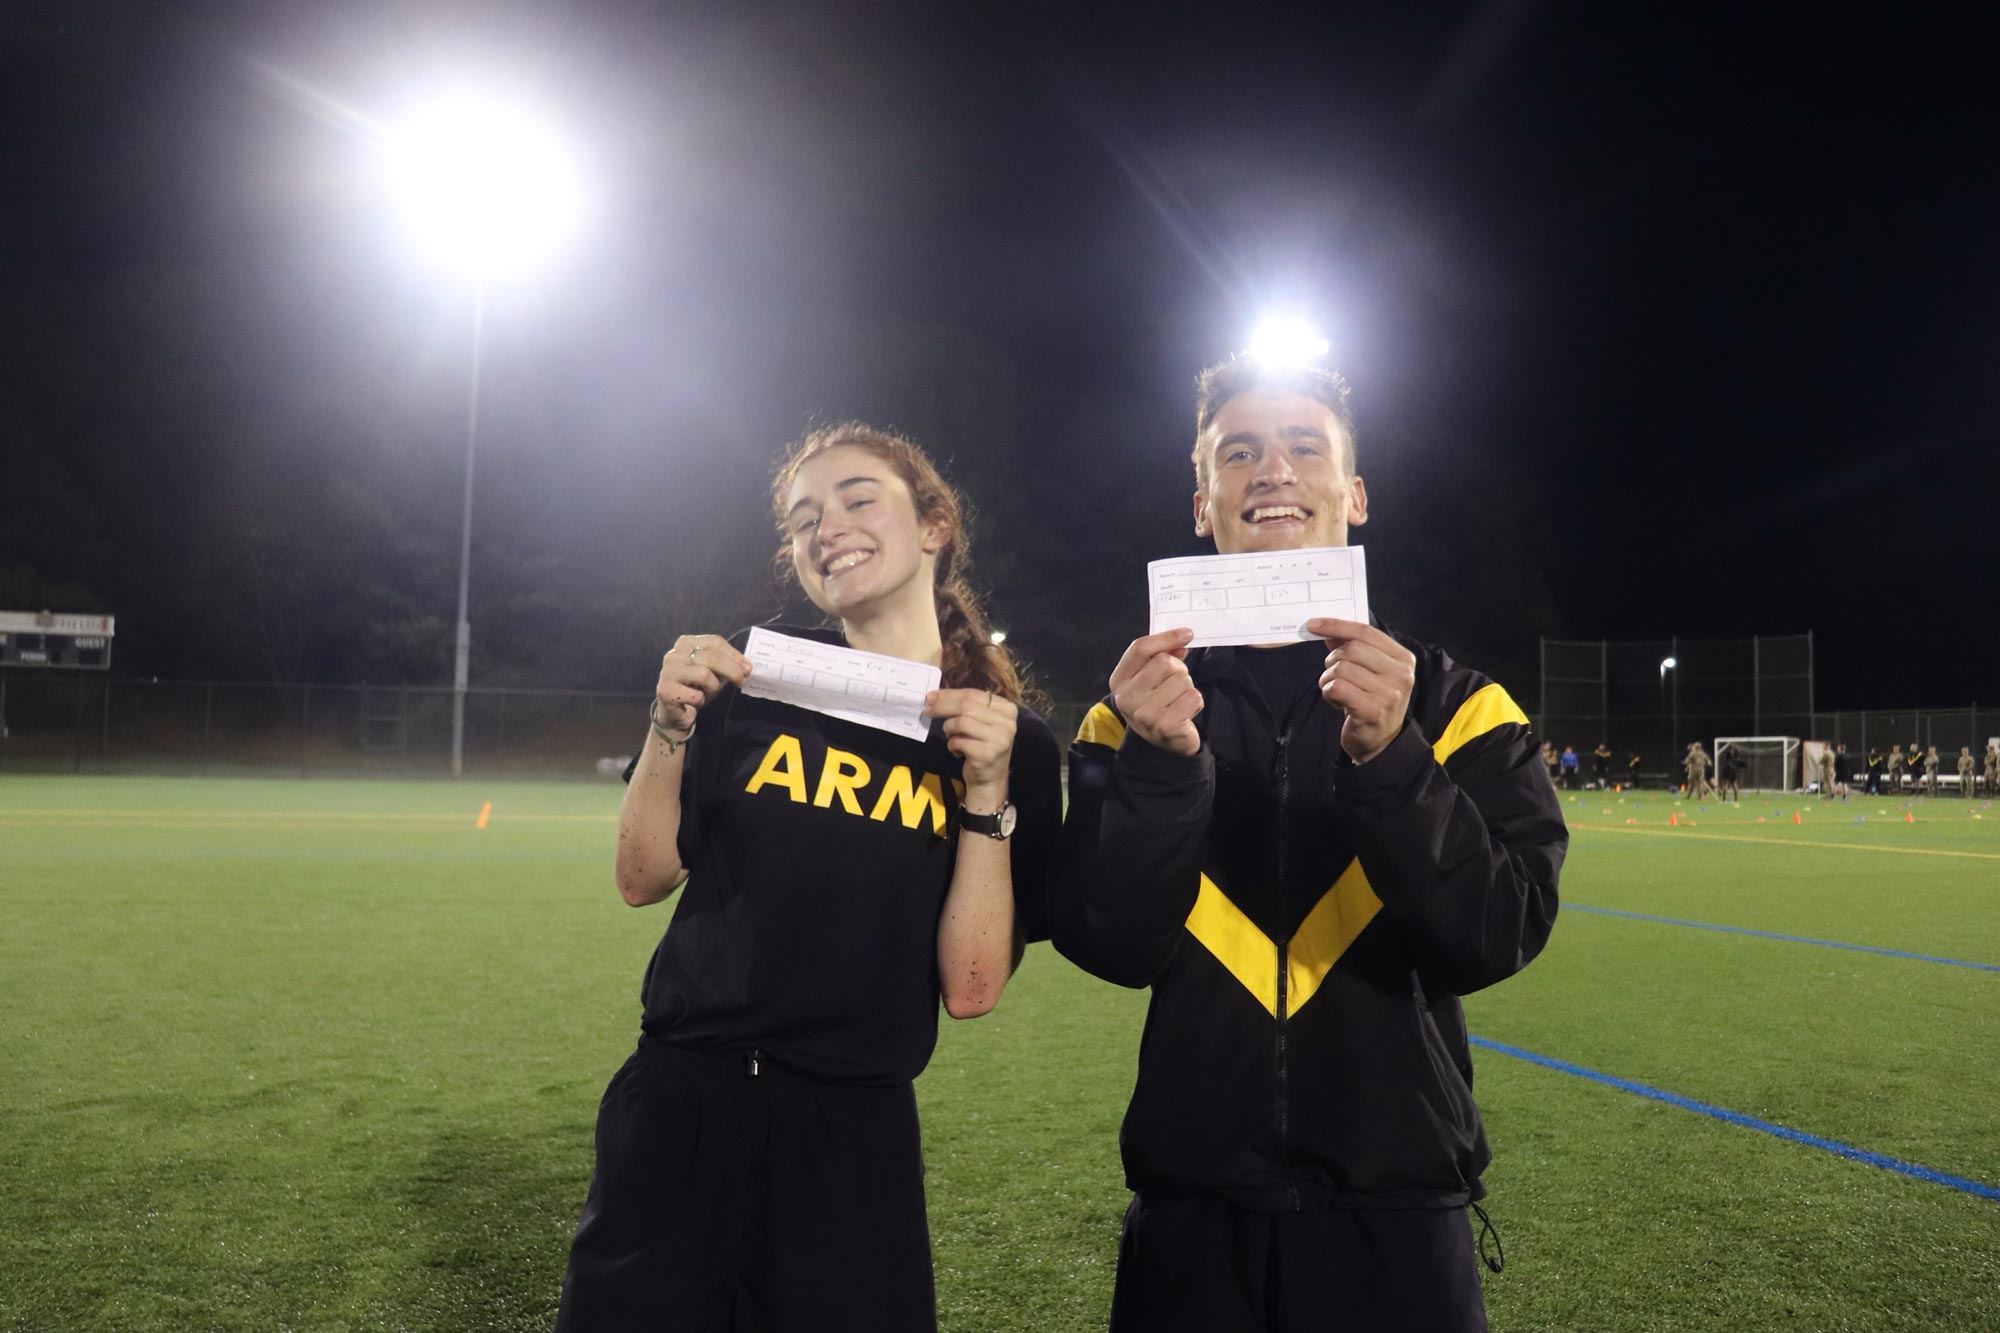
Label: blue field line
xmin=1564 ymin=904 xmax=2000 ymax=973
xmin=1469 ymin=1036 xmax=2000 ymax=1203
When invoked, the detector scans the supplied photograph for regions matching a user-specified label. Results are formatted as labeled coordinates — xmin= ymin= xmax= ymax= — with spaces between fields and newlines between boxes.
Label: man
xmin=1592 ymin=741 xmax=1613 ymax=790
xmin=1885 ymin=745 xmax=1904 ymax=794
xmin=1559 ymin=744 xmax=1580 ymax=789
xmin=1957 ymin=746 xmax=1976 ymax=797
xmin=1052 ymin=357 xmax=1565 ymax=1332
xmin=1627 ymin=750 xmax=1645 ymax=789
xmin=1832 ymin=743 xmax=1852 ymax=800
xmin=1865 ymin=746 xmax=1885 ymax=795
xmin=1717 ymin=743 xmax=1741 ymax=803
xmin=1985 ymin=743 xmax=1999 ymax=797
xmin=1818 ymin=745 xmax=1837 ymax=799
xmin=1905 ymin=741 xmax=1924 ymax=794
xmin=1923 ymin=745 xmax=1941 ymax=797
xmin=1684 ymin=742 xmax=1712 ymax=801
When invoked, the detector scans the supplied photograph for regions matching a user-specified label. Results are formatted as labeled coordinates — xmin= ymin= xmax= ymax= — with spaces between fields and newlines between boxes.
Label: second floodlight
xmin=1246 ymin=316 xmax=1331 ymax=368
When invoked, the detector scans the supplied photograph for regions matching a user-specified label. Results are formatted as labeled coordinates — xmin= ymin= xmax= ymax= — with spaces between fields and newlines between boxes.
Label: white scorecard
xmin=741 ymin=628 xmax=940 ymax=742
xmin=1147 ymin=546 xmax=1371 ymax=647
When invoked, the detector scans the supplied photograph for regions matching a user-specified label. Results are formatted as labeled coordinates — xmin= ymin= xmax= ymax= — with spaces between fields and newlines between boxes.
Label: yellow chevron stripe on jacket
xmin=1182 ymin=680 xmax=1522 ymax=1016
xmin=1286 ymin=858 xmax=1381 ymax=1011
xmin=1094 ymin=676 xmax=1524 ymax=1015
xmin=1186 ymin=863 xmax=1382 ymax=1018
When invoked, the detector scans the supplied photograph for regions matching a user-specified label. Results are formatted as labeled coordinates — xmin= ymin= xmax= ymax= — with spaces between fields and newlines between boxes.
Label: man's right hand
xmin=654 ymin=634 xmax=752 ymax=732
xmin=1109 ymin=627 xmax=1203 ymax=756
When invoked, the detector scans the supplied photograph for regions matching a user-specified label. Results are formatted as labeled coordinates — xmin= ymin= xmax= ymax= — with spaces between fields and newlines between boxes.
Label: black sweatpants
xmin=555 ymin=1039 xmax=935 ymax=1333
xmin=1108 ymin=1192 xmax=1488 ymax=1333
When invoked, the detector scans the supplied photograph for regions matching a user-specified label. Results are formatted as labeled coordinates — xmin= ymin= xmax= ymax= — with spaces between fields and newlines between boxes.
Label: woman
xmin=555 ymin=423 xmax=1062 ymax=1332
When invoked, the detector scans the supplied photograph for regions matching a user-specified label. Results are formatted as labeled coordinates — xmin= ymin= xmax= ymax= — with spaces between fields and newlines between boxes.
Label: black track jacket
xmin=1052 ymin=629 xmax=1566 ymax=1212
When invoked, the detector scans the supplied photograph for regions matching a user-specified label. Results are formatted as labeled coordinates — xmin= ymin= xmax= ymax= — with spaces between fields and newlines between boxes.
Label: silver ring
xmin=689 ymin=643 xmax=702 ymax=659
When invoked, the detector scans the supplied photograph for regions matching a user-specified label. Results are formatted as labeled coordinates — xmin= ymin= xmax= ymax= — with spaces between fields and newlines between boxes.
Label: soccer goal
xmin=1713 ymin=736 xmax=1802 ymax=792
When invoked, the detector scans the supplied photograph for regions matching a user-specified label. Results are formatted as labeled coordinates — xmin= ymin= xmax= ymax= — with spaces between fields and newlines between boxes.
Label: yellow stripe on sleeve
xmin=1075 ymin=701 xmax=1127 ymax=749
xmin=1430 ymin=682 xmax=1530 ymax=766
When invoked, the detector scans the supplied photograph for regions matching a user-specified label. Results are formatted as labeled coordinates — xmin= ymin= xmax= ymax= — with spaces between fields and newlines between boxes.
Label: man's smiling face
xmin=1193 ymin=390 xmax=1368 ymax=554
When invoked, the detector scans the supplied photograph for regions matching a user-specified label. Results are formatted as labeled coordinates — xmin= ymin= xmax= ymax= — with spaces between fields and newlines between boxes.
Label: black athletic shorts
xmin=555 ymin=1038 xmax=935 ymax=1333
xmin=1109 ymin=1191 xmax=1487 ymax=1333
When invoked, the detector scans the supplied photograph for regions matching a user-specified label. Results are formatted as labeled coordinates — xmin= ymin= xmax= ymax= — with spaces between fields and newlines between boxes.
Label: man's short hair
xmin=1191 ymin=356 xmax=1358 ymax=484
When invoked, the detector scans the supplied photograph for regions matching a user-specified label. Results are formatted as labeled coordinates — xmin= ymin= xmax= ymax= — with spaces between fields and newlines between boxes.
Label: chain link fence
xmin=8 ymin=666 xmax=1983 ymax=787
xmin=0 ymin=675 xmax=651 ymax=779
xmin=0 ymin=673 xmax=1113 ymax=780
xmin=1537 ymin=634 xmax=1992 ymax=789
xmin=1809 ymin=708 xmax=1995 ymax=763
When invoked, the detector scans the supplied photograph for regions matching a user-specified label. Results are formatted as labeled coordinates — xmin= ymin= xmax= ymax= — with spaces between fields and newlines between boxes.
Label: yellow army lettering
xmin=744 ymin=734 xmax=950 ymax=834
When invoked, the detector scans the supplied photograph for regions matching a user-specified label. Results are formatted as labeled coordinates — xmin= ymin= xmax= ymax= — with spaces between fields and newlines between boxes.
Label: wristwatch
xmin=958 ymin=801 xmax=1017 ymax=840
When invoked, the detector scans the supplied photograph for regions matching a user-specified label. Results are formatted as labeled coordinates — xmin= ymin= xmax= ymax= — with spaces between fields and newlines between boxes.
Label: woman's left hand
xmin=927 ymin=688 xmax=1018 ymax=798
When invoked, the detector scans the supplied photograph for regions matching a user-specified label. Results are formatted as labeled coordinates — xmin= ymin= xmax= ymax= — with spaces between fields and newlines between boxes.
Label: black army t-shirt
xmin=627 ymin=625 xmax=1061 ymax=1086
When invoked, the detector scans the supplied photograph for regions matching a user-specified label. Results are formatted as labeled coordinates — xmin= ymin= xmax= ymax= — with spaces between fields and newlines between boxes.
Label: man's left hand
xmin=1305 ymin=618 xmax=1415 ymax=765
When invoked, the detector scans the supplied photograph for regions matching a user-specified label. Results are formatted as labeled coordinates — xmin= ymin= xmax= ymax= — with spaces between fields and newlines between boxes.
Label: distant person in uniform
xmin=1717 ymin=743 xmax=1741 ymax=802
xmin=1544 ymin=741 xmax=1562 ymax=790
xmin=1905 ymin=742 xmax=1924 ymax=793
xmin=1559 ymin=745 xmax=1580 ymax=789
xmin=1626 ymin=751 xmax=1644 ymax=789
xmin=1592 ymin=742 xmax=1613 ymax=789
xmin=1985 ymin=743 xmax=2000 ymax=797
xmin=1818 ymin=746 xmax=1837 ymax=799
xmin=1684 ymin=742 xmax=1712 ymax=801
xmin=1832 ymin=743 xmax=1852 ymax=800
xmin=1923 ymin=745 xmax=1941 ymax=797
xmin=1885 ymin=745 xmax=1904 ymax=793
xmin=1957 ymin=747 xmax=1976 ymax=797
xmin=1865 ymin=747 xmax=1886 ymax=795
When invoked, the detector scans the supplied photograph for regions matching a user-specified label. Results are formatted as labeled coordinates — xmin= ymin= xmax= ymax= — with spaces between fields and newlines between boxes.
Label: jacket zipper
xmin=1273 ymin=726 xmax=1300 ymax=1212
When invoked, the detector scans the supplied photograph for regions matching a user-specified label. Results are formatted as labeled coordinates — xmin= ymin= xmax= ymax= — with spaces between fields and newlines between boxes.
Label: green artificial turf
xmin=2 ymin=776 xmax=1995 ymax=1331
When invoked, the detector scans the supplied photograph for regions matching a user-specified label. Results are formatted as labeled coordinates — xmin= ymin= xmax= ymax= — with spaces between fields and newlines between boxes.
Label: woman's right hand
xmin=653 ymin=634 xmax=753 ymax=732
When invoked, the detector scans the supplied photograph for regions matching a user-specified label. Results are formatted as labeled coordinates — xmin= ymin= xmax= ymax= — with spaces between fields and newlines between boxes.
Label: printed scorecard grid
xmin=1148 ymin=546 xmax=1370 ymax=647
xmin=742 ymin=627 xmax=938 ymax=740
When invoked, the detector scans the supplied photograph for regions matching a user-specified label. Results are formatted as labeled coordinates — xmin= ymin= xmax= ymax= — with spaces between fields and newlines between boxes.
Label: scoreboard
xmin=0 ymin=611 xmax=116 ymax=669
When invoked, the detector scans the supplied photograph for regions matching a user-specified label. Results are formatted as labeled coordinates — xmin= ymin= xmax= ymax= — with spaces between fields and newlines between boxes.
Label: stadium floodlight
xmin=1245 ymin=315 xmax=1330 ymax=368
xmin=378 ymin=84 xmax=587 ymax=778
xmin=1659 ymin=656 xmax=1677 ymax=680
xmin=988 ymin=629 xmax=1008 ymax=646
xmin=381 ymin=91 xmax=584 ymax=283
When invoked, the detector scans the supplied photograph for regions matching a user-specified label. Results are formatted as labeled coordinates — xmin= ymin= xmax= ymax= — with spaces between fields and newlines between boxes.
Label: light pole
xmin=450 ymin=290 xmax=485 ymax=780
xmin=381 ymin=90 xmax=583 ymax=776
xmin=1660 ymin=656 xmax=1678 ymax=766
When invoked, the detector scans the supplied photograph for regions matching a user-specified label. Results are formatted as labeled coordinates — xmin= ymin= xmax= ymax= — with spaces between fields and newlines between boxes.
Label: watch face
xmin=997 ymin=803 xmax=1018 ymax=838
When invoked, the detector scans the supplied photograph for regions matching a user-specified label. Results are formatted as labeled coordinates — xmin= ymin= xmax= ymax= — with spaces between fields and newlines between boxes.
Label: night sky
xmin=4 ymin=1 xmax=1995 ymax=709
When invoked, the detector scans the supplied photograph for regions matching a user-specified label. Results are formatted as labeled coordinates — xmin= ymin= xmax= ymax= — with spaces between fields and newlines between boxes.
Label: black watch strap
xmin=958 ymin=801 xmax=1016 ymax=840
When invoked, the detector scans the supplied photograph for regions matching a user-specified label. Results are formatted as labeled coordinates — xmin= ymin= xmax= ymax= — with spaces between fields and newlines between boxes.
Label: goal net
xmin=1712 ymin=736 xmax=1802 ymax=792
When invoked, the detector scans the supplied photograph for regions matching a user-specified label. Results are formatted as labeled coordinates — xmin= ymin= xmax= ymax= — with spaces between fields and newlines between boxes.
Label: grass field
xmin=3 ymin=775 xmax=1997 ymax=1332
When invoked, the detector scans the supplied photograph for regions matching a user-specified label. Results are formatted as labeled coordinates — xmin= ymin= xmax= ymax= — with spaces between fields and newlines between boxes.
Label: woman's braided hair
xmin=771 ymin=422 xmax=1024 ymax=703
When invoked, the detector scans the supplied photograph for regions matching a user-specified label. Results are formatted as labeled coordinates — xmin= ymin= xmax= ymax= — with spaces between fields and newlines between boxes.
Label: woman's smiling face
xmin=784 ymin=444 xmax=945 ymax=619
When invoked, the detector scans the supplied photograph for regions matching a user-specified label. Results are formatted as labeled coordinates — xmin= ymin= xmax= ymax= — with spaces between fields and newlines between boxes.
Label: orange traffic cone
xmin=1794 ymin=811 xmax=1802 ymax=825
xmin=1669 ymin=812 xmax=1680 ymax=827
xmin=1906 ymin=811 xmax=1915 ymax=823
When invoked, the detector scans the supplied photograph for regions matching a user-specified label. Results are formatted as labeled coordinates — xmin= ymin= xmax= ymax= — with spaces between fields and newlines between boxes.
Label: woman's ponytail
xmin=935 ymin=576 xmax=1023 ymax=703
